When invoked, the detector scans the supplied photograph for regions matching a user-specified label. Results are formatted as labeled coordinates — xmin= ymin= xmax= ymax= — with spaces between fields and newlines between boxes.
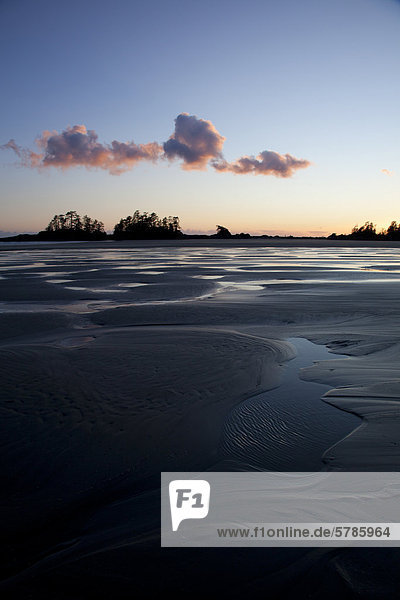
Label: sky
xmin=1 ymin=0 xmax=399 ymax=236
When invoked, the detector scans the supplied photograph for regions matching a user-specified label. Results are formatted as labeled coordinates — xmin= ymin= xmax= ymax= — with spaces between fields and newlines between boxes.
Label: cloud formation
xmin=2 ymin=125 xmax=162 ymax=175
xmin=163 ymin=113 xmax=225 ymax=170
xmin=212 ymin=150 xmax=311 ymax=177
xmin=381 ymin=168 xmax=394 ymax=176
xmin=2 ymin=114 xmax=311 ymax=178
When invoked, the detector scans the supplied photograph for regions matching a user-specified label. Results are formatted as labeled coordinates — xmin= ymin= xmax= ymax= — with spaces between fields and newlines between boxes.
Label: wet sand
xmin=1 ymin=239 xmax=400 ymax=598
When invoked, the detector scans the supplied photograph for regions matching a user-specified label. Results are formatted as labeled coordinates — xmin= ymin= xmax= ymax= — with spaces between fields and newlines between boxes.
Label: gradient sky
xmin=1 ymin=0 xmax=399 ymax=236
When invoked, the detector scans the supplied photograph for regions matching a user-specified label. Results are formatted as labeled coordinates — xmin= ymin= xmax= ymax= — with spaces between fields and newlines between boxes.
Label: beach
xmin=1 ymin=239 xmax=400 ymax=597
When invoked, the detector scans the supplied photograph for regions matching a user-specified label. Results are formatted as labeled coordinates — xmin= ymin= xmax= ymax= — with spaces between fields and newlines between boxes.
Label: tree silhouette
xmin=329 ymin=220 xmax=400 ymax=240
xmin=349 ymin=221 xmax=377 ymax=239
xmin=113 ymin=211 xmax=182 ymax=239
xmin=39 ymin=211 xmax=106 ymax=240
xmin=386 ymin=221 xmax=400 ymax=240
xmin=215 ymin=225 xmax=232 ymax=238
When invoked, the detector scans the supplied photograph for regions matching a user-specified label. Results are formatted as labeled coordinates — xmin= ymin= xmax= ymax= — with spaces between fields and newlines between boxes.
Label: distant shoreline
xmin=0 ymin=233 xmax=327 ymax=243
xmin=1 ymin=237 xmax=400 ymax=250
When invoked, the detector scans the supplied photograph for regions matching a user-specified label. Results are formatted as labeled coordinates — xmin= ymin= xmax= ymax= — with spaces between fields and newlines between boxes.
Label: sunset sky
xmin=1 ymin=0 xmax=399 ymax=236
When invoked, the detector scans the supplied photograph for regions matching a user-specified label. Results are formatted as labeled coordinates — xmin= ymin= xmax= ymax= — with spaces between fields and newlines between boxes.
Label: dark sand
xmin=1 ymin=239 xmax=400 ymax=598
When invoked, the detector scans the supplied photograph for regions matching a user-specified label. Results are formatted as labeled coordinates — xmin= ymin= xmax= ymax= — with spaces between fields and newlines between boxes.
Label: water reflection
xmin=1 ymin=245 xmax=400 ymax=312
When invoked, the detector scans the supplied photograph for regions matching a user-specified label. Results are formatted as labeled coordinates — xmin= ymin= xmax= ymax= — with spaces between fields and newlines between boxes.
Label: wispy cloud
xmin=381 ymin=168 xmax=394 ymax=176
xmin=1 ymin=139 xmax=42 ymax=168
xmin=2 ymin=114 xmax=311 ymax=178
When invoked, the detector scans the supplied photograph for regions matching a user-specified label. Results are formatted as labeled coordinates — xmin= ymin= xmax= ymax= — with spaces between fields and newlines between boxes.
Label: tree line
xmin=40 ymin=211 xmax=107 ymax=240
xmin=34 ymin=210 xmax=183 ymax=241
xmin=114 ymin=210 xmax=182 ymax=239
xmin=6 ymin=212 xmax=400 ymax=242
xmin=329 ymin=221 xmax=400 ymax=241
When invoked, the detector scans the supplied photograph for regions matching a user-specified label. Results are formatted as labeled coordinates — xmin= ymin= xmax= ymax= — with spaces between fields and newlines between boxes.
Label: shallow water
xmin=220 ymin=337 xmax=360 ymax=471
xmin=2 ymin=245 xmax=400 ymax=315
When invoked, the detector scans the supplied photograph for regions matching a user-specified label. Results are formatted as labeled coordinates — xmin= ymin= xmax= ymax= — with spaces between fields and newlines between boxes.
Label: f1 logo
xmin=169 ymin=480 xmax=210 ymax=531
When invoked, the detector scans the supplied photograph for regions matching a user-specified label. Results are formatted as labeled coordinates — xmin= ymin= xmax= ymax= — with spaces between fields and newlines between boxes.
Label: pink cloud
xmin=1 ymin=139 xmax=42 ymax=168
xmin=212 ymin=150 xmax=311 ymax=177
xmin=2 ymin=125 xmax=162 ymax=175
xmin=163 ymin=113 xmax=225 ymax=170
xmin=2 ymin=115 xmax=311 ymax=178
